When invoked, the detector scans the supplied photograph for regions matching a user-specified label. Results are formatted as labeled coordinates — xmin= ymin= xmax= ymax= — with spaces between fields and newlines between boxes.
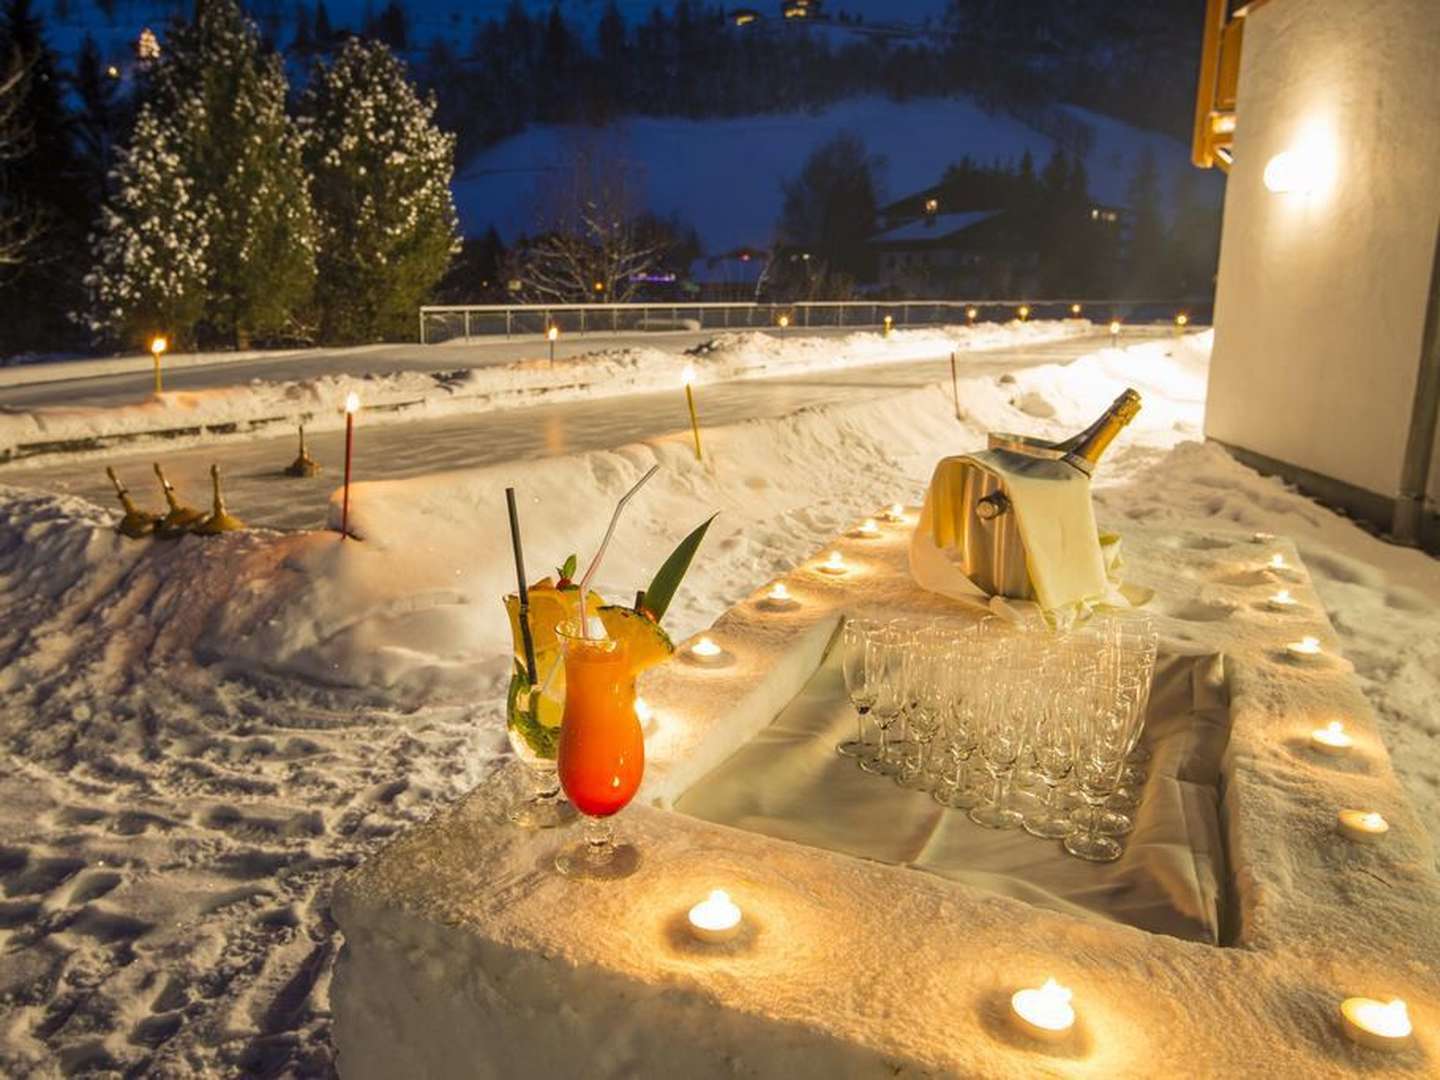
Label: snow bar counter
xmin=331 ymin=513 xmax=1439 ymax=1078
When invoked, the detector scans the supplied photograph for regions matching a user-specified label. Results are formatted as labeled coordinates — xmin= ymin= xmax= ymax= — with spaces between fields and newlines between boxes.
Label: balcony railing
xmin=417 ymin=299 xmax=1209 ymax=344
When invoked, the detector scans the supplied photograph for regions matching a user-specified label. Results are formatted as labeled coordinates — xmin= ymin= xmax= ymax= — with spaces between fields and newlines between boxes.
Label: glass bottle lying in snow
xmin=909 ymin=389 xmax=1142 ymax=611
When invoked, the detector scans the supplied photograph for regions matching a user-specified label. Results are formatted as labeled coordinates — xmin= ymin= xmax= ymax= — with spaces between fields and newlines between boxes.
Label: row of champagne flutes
xmin=838 ymin=611 xmax=1158 ymax=862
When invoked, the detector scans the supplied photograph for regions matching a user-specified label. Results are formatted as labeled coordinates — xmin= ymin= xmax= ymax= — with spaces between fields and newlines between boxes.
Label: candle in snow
xmin=1339 ymin=997 xmax=1412 ymax=1051
xmin=759 ymin=581 xmax=799 ymax=611
xmin=687 ymin=889 xmax=742 ymax=943
xmin=688 ymin=636 xmax=727 ymax=666
xmin=1337 ymin=809 xmax=1388 ymax=844
xmin=818 ymin=551 xmax=847 ymax=575
xmin=1286 ymin=636 xmax=1323 ymax=662
xmin=854 ymin=518 xmax=880 ymax=538
xmin=1268 ymin=589 xmax=1299 ymax=611
xmin=1010 ymin=979 xmax=1075 ymax=1042
xmin=1310 ymin=721 xmax=1354 ymax=756
xmin=883 ymin=504 xmax=907 ymax=522
xmin=1269 ymin=553 xmax=1288 ymax=570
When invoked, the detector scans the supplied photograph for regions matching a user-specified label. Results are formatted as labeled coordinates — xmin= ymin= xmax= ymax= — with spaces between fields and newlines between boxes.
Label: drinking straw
xmin=577 ymin=464 xmax=660 ymax=638
xmin=505 ymin=487 xmax=539 ymax=685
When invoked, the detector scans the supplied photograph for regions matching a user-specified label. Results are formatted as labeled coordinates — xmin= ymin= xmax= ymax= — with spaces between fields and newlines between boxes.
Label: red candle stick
xmin=341 ymin=392 xmax=359 ymax=538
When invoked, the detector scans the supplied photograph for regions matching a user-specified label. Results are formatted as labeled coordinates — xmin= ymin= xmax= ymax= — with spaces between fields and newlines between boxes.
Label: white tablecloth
xmin=677 ymin=649 xmax=1231 ymax=943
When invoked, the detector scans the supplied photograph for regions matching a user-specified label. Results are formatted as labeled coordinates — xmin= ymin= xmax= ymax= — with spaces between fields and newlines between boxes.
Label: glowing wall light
xmin=1263 ymin=124 xmax=1336 ymax=197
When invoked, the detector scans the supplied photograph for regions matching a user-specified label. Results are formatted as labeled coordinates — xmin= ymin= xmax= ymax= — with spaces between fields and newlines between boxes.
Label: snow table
xmin=332 ymin=515 xmax=1440 ymax=1078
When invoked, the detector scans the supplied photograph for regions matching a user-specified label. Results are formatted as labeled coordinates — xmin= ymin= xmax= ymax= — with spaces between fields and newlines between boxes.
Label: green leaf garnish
xmin=643 ymin=514 xmax=716 ymax=624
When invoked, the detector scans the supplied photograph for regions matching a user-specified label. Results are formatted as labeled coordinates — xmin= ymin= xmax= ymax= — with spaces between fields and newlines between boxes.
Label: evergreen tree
xmin=1124 ymin=145 xmax=1169 ymax=295
xmin=301 ymin=36 xmax=457 ymax=341
xmin=72 ymin=34 xmax=124 ymax=203
xmin=84 ymin=103 xmax=209 ymax=345
xmin=88 ymin=0 xmax=317 ymax=347
xmin=313 ymin=0 xmax=332 ymax=47
xmin=778 ymin=132 xmax=881 ymax=291
xmin=0 ymin=0 xmax=91 ymax=352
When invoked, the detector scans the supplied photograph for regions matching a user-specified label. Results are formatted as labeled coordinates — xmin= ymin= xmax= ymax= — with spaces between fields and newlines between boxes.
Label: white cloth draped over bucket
xmin=909 ymin=449 xmax=1130 ymax=620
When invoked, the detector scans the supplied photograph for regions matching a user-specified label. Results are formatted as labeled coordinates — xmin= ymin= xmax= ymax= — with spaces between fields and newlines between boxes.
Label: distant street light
xmin=150 ymin=335 xmax=168 ymax=394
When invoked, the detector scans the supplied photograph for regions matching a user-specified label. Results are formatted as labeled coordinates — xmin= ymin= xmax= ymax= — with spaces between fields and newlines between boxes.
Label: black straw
xmin=505 ymin=487 xmax=539 ymax=684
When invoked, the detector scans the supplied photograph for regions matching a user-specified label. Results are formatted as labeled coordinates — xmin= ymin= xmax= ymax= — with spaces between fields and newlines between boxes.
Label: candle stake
xmin=506 ymin=487 xmax=538 ymax=686
xmin=341 ymin=392 xmax=359 ymax=539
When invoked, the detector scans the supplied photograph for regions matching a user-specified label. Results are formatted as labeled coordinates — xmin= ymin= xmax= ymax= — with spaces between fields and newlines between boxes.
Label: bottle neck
xmin=1055 ymin=389 xmax=1142 ymax=472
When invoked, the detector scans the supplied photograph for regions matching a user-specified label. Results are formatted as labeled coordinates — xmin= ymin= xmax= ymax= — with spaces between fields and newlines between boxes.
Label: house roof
xmin=870 ymin=210 xmax=1003 ymax=245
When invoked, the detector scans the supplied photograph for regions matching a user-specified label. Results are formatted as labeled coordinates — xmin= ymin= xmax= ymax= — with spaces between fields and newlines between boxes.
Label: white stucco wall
xmin=1206 ymin=0 xmax=1440 ymax=501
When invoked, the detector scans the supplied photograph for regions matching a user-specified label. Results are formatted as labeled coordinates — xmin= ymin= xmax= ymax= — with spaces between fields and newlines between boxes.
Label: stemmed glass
xmin=860 ymin=625 xmax=906 ymax=777
xmin=838 ymin=618 xmax=877 ymax=759
xmin=969 ymin=644 xmax=1029 ymax=829
xmin=1023 ymin=683 xmax=1080 ymax=839
xmin=897 ymin=630 xmax=945 ymax=789
xmin=553 ymin=622 xmax=644 ymax=880
xmin=1064 ymin=674 xmax=1136 ymax=862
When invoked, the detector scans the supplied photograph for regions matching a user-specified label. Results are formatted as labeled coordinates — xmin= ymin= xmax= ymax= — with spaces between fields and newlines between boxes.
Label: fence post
xmin=506 ymin=309 xmax=512 ymax=339
xmin=581 ymin=308 xmax=587 ymax=335
xmin=419 ymin=309 xmax=426 ymax=345
xmin=464 ymin=310 xmax=471 ymax=342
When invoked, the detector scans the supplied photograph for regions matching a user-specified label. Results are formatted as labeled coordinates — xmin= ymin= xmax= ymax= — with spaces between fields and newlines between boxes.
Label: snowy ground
xmin=1 ymin=326 xmax=1436 ymax=1076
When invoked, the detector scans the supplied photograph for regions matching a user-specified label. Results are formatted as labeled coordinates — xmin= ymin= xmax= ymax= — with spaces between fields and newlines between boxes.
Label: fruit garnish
xmin=504 ymin=582 xmax=600 ymax=667
xmin=642 ymin=514 xmax=716 ymax=624
xmin=555 ymin=553 xmax=578 ymax=589
xmin=598 ymin=605 xmax=675 ymax=675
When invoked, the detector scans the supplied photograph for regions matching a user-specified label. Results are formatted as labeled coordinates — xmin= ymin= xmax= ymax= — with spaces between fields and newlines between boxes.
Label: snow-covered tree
xmin=84 ymin=102 xmax=209 ymax=345
xmin=88 ymin=0 xmax=316 ymax=347
xmin=301 ymin=37 xmax=457 ymax=342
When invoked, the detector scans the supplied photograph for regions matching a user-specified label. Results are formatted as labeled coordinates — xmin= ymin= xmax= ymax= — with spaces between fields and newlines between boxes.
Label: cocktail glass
xmin=554 ymin=622 xmax=644 ymax=880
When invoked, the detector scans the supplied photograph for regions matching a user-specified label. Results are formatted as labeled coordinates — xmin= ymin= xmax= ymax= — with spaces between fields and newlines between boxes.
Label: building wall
xmin=1206 ymin=0 xmax=1440 ymax=502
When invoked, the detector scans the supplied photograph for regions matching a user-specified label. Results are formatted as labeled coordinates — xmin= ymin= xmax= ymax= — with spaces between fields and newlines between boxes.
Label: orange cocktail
xmin=554 ymin=623 xmax=645 ymax=878
xmin=556 ymin=631 xmax=644 ymax=816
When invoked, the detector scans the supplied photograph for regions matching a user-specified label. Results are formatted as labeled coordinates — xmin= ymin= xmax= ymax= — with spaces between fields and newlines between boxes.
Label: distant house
xmin=868 ymin=210 xmax=1038 ymax=298
xmin=693 ymin=248 xmax=769 ymax=301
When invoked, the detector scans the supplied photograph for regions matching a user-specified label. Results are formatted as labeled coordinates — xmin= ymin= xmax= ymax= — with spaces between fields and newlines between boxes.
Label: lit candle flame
xmin=681 ymin=364 xmax=697 ymax=387
xmin=547 ymin=325 xmax=558 ymax=341
xmin=1361 ymin=812 xmax=1386 ymax=830
xmin=858 ymin=518 xmax=878 ymax=535
xmin=1350 ymin=998 xmax=1411 ymax=1038
xmin=768 ymin=582 xmax=790 ymax=602
xmin=1109 ymin=320 xmax=1120 ymax=334
xmin=344 ymin=392 xmax=360 ymax=414
xmin=1011 ymin=978 xmax=1075 ymax=1035
xmin=966 ymin=306 xmax=977 ymax=320
xmin=150 ymin=335 xmax=168 ymax=356
xmin=1273 ymin=589 xmax=1293 ymax=604
xmin=691 ymin=636 xmax=721 ymax=658
xmin=820 ymin=550 xmax=846 ymax=573
xmin=687 ymin=889 xmax=742 ymax=939
xmin=1269 ymin=553 xmax=1286 ymax=569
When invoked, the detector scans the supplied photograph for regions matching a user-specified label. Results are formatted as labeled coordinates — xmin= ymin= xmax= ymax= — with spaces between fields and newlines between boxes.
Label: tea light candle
xmin=882 ymin=504 xmax=907 ymax=523
xmin=853 ymin=518 xmax=880 ymax=538
xmin=1286 ymin=636 xmax=1323 ymax=662
xmin=687 ymin=889 xmax=742 ymax=943
xmin=1340 ymin=997 xmax=1412 ymax=1052
xmin=1010 ymin=979 xmax=1075 ymax=1043
xmin=1338 ymin=809 xmax=1389 ymax=844
xmin=1251 ymin=531 xmax=1276 ymax=543
xmin=688 ymin=636 xmax=727 ymax=665
xmin=1268 ymin=589 xmax=1300 ymax=612
xmin=1268 ymin=553 xmax=1288 ymax=571
xmin=759 ymin=581 xmax=799 ymax=611
xmin=817 ymin=551 xmax=847 ymax=575
xmin=1310 ymin=721 xmax=1354 ymax=756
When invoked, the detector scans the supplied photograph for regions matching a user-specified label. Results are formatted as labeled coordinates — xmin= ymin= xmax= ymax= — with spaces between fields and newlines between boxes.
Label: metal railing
xmin=418 ymin=298 xmax=1209 ymax=344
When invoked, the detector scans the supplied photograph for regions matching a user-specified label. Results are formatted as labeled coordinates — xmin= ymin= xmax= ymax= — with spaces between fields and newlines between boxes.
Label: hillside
xmin=452 ymin=95 xmax=1220 ymax=250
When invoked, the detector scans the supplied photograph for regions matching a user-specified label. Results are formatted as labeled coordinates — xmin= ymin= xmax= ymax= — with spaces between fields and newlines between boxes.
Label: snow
xmin=871 ymin=209 xmax=1002 ymax=243
xmin=453 ymin=96 xmax=1219 ymax=250
xmin=2 ymin=327 xmax=1438 ymax=1075
xmin=0 ymin=320 xmax=1089 ymax=461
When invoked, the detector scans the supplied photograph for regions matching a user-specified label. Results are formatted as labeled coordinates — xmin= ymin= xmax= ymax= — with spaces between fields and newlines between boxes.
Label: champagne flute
xmin=838 ymin=618 xmax=878 ymax=759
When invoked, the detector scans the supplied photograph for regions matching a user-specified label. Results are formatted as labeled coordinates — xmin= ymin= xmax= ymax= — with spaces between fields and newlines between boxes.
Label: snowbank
xmin=4 ymin=328 xmax=1439 ymax=1075
xmin=0 ymin=320 xmax=1088 ymax=461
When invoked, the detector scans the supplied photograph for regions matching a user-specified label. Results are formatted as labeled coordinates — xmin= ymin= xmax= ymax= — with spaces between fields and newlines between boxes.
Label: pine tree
xmin=85 ymin=102 xmax=209 ymax=345
xmin=301 ymin=37 xmax=457 ymax=342
xmin=1124 ymin=145 xmax=1170 ymax=295
xmin=88 ymin=0 xmax=316 ymax=347
xmin=0 ymin=0 xmax=91 ymax=352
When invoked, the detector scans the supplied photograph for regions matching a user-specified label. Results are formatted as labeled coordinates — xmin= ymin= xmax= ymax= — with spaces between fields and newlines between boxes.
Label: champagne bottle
xmin=1051 ymin=388 xmax=1142 ymax=474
